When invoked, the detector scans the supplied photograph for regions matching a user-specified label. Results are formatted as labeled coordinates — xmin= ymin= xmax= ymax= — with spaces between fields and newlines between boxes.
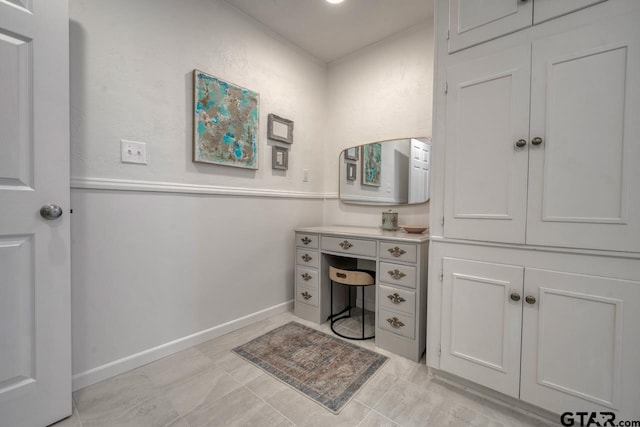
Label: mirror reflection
xmin=339 ymin=137 xmax=430 ymax=205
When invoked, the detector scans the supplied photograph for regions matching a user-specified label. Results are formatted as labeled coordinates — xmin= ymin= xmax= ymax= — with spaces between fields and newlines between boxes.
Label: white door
xmin=444 ymin=46 xmax=531 ymax=244
xmin=440 ymin=258 xmax=523 ymax=398
xmin=409 ymin=138 xmax=429 ymax=204
xmin=533 ymin=0 xmax=607 ymax=24
xmin=0 ymin=1 xmax=71 ymax=426
xmin=521 ymin=269 xmax=640 ymax=418
xmin=526 ymin=12 xmax=640 ymax=253
xmin=448 ymin=0 xmax=532 ymax=53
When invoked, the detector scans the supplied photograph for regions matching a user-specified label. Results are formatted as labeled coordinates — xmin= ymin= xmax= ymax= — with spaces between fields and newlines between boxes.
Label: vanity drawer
xmin=296 ymin=233 xmax=319 ymax=249
xmin=378 ymin=309 xmax=415 ymax=340
xmin=380 ymin=242 xmax=417 ymax=263
xmin=296 ymin=284 xmax=318 ymax=307
xmin=295 ymin=266 xmax=319 ymax=288
xmin=321 ymin=236 xmax=377 ymax=257
xmin=296 ymin=248 xmax=319 ymax=268
xmin=379 ymin=284 xmax=415 ymax=316
xmin=379 ymin=262 xmax=417 ymax=289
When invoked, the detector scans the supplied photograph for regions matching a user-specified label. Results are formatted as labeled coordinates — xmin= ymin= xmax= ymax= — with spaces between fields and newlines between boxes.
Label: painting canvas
xmin=193 ymin=70 xmax=259 ymax=169
xmin=361 ymin=142 xmax=381 ymax=186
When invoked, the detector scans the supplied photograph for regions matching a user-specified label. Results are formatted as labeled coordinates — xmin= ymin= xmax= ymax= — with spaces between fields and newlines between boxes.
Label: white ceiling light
xmin=326 ymin=0 xmax=344 ymax=4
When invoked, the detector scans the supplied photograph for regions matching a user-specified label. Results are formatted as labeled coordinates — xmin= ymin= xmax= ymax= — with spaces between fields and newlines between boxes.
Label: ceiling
xmin=223 ymin=0 xmax=434 ymax=63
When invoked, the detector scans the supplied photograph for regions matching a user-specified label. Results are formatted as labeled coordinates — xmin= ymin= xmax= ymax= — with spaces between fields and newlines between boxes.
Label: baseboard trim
xmin=72 ymin=300 xmax=293 ymax=391
xmin=71 ymin=176 xmax=339 ymax=200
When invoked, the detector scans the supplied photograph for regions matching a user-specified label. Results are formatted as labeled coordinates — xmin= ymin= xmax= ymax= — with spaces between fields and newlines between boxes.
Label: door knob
xmin=525 ymin=295 xmax=537 ymax=305
xmin=510 ymin=292 xmax=521 ymax=302
xmin=40 ymin=204 xmax=63 ymax=220
xmin=531 ymin=137 xmax=543 ymax=146
xmin=514 ymin=139 xmax=527 ymax=148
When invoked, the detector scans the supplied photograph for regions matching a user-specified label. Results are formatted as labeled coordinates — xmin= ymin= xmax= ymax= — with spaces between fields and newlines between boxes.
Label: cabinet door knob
xmin=510 ymin=292 xmax=521 ymax=302
xmin=514 ymin=139 xmax=527 ymax=148
xmin=525 ymin=295 xmax=537 ymax=304
xmin=531 ymin=137 xmax=543 ymax=146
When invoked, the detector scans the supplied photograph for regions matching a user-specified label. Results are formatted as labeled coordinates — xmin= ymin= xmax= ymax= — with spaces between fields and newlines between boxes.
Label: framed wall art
xmin=346 ymin=163 xmax=357 ymax=181
xmin=345 ymin=147 xmax=358 ymax=161
xmin=193 ymin=70 xmax=259 ymax=169
xmin=361 ymin=142 xmax=381 ymax=186
xmin=272 ymin=146 xmax=288 ymax=170
xmin=267 ymin=114 xmax=294 ymax=144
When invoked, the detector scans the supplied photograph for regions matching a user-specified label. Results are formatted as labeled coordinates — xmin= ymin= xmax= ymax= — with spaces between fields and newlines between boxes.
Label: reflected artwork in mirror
xmin=339 ymin=138 xmax=430 ymax=205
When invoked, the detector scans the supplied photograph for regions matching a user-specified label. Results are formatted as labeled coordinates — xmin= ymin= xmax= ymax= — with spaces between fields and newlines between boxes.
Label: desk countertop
xmin=294 ymin=225 xmax=430 ymax=243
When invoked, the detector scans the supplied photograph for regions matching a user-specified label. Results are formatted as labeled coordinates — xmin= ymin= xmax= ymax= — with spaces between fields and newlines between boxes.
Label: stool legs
xmin=329 ymin=282 xmax=374 ymax=341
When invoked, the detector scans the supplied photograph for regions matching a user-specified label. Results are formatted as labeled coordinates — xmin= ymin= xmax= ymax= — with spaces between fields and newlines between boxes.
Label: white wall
xmin=69 ymin=0 xmax=327 ymax=388
xmin=69 ymin=0 xmax=435 ymax=389
xmin=324 ymin=21 xmax=434 ymax=228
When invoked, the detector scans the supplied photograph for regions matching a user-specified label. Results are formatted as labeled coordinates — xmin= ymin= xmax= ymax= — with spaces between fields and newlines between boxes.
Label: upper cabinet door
xmin=533 ymin=0 xmax=607 ymax=24
xmin=444 ymin=46 xmax=531 ymax=244
xmin=448 ymin=0 xmax=532 ymax=53
xmin=527 ymin=12 xmax=640 ymax=253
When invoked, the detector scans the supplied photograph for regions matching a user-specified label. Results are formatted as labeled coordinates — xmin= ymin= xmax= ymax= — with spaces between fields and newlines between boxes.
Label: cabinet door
xmin=533 ymin=0 xmax=607 ymax=24
xmin=444 ymin=46 xmax=530 ymax=244
xmin=521 ymin=269 xmax=640 ymax=417
xmin=441 ymin=258 xmax=524 ymax=398
xmin=527 ymin=13 xmax=640 ymax=252
xmin=448 ymin=0 xmax=532 ymax=53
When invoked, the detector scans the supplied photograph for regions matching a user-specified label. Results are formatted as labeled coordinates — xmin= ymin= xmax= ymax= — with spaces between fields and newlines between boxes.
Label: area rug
xmin=232 ymin=321 xmax=388 ymax=414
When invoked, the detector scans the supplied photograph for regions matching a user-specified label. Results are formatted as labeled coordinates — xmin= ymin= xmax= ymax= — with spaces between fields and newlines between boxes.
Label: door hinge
xmin=444 ymin=82 xmax=448 ymax=94
xmin=441 ymin=216 xmax=445 ymax=226
xmin=446 ymin=29 xmax=450 ymax=40
xmin=438 ymin=345 xmax=442 ymax=356
xmin=440 ymin=271 xmax=443 ymax=282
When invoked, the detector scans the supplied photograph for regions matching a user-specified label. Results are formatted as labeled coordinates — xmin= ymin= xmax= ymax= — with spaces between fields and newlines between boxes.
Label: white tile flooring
xmin=52 ymin=311 xmax=556 ymax=427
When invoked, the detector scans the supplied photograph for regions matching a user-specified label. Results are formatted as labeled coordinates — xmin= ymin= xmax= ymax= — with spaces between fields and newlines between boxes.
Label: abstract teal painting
xmin=361 ymin=142 xmax=382 ymax=186
xmin=193 ymin=70 xmax=259 ymax=169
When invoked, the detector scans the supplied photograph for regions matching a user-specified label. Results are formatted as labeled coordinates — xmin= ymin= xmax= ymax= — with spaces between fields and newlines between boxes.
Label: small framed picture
xmin=272 ymin=146 xmax=288 ymax=170
xmin=345 ymin=147 xmax=358 ymax=161
xmin=267 ymin=114 xmax=294 ymax=144
xmin=346 ymin=163 xmax=357 ymax=181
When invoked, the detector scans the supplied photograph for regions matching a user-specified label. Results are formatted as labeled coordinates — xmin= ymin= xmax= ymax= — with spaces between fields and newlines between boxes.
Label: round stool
xmin=328 ymin=266 xmax=375 ymax=340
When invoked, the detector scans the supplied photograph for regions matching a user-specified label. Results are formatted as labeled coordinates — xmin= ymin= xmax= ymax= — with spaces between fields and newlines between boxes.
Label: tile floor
xmin=53 ymin=311 xmax=555 ymax=427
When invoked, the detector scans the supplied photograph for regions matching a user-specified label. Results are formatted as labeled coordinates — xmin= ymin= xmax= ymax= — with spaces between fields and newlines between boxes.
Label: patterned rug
xmin=232 ymin=321 xmax=388 ymax=414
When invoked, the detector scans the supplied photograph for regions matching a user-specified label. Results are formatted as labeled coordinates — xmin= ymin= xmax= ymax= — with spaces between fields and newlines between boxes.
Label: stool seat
xmin=329 ymin=266 xmax=375 ymax=286
xmin=328 ymin=266 xmax=375 ymax=341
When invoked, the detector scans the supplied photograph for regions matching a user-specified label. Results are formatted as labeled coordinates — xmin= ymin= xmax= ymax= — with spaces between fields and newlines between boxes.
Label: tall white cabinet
xmin=430 ymin=0 xmax=640 ymax=419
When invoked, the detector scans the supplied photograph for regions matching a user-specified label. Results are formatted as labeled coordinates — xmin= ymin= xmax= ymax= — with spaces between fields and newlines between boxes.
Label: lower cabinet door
xmin=441 ymin=258 xmax=524 ymax=398
xmin=520 ymin=269 xmax=640 ymax=417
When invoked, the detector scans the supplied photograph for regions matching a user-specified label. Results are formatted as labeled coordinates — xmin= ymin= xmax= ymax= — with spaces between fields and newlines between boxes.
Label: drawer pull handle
xmin=301 ymin=292 xmax=312 ymax=300
xmin=388 ymin=269 xmax=407 ymax=280
xmin=301 ymin=237 xmax=312 ymax=245
xmin=387 ymin=247 xmax=406 ymax=257
xmin=387 ymin=293 xmax=406 ymax=304
xmin=339 ymin=240 xmax=353 ymax=250
xmin=301 ymin=254 xmax=312 ymax=262
xmin=386 ymin=317 xmax=405 ymax=329
xmin=301 ymin=273 xmax=312 ymax=281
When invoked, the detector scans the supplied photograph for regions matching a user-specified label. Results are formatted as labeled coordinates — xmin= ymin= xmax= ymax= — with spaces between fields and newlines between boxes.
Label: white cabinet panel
xmin=527 ymin=14 xmax=640 ymax=252
xmin=533 ymin=0 xmax=607 ymax=24
xmin=444 ymin=46 xmax=530 ymax=244
xmin=448 ymin=0 xmax=532 ymax=53
xmin=441 ymin=258 xmax=523 ymax=398
xmin=521 ymin=269 xmax=640 ymax=415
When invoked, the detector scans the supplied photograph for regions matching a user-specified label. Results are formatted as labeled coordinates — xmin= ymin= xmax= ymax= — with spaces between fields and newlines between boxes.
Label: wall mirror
xmin=339 ymin=138 xmax=430 ymax=205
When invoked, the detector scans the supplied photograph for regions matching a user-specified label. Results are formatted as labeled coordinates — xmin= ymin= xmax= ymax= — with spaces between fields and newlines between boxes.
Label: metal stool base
xmin=329 ymin=279 xmax=375 ymax=341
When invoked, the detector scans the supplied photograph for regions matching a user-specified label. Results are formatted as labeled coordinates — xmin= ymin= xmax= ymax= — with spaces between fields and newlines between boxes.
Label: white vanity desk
xmin=293 ymin=225 xmax=429 ymax=361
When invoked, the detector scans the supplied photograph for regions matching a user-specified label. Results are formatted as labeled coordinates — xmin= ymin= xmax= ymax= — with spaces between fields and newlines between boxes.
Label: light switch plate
xmin=121 ymin=140 xmax=147 ymax=164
